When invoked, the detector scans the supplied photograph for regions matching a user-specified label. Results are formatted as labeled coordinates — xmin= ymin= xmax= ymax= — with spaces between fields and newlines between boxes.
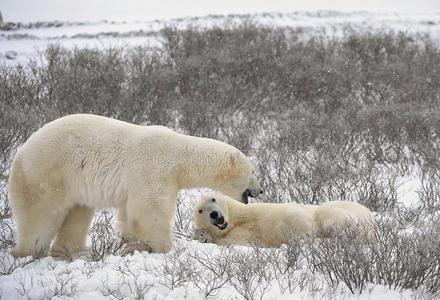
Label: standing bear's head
xmin=216 ymin=151 xmax=263 ymax=204
xmin=177 ymin=134 xmax=263 ymax=203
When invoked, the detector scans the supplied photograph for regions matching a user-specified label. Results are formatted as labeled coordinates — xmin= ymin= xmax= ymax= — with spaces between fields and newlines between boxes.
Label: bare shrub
xmin=100 ymin=258 xmax=153 ymax=299
xmin=226 ymin=245 xmax=276 ymax=300
xmin=187 ymin=246 xmax=232 ymax=297
xmin=101 ymin=278 xmax=152 ymax=300
xmin=0 ymin=253 xmax=36 ymax=276
xmin=0 ymin=218 xmax=14 ymax=250
xmin=355 ymin=170 xmax=399 ymax=212
xmin=39 ymin=46 xmax=127 ymax=117
xmin=256 ymin=123 xmax=400 ymax=213
xmin=12 ymin=263 xmax=79 ymax=299
xmin=372 ymin=219 xmax=440 ymax=293
xmin=302 ymin=219 xmax=440 ymax=294
xmin=174 ymin=190 xmax=199 ymax=239
xmin=154 ymin=244 xmax=198 ymax=290
xmin=390 ymin=203 xmax=425 ymax=229
xmin=1 ymin=26 xmax=439 ymax=213
xmin=88 ymin=209 xmax=127 ymax=261
xmin=13 ymin=272 xmax=33 ymax=299
xmin=417 ymin=171 xmax=440 ymax=212
xmin=301 ymin=224 xmax=374 ymax=294
xmin=45 ymin=267 xmax=79 ymax=298
xmin=269 ymin=237 xmax=303 ymax=294
xmin=253 ymin=241 xmax=330 ymax=298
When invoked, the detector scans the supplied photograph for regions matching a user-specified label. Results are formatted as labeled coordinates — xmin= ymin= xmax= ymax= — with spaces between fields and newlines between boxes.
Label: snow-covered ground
xmin=1 ymin=11 xmax=440 ymax=65
xmin=1 ymin=1 xmax=440 ymax=299
xmin=2 ymin=0 xmax=440 ymax=23
xmin=0 ymin=238 xmax=421 ymax=300
xmin=0 ymin=184 xmax=429 ymax=299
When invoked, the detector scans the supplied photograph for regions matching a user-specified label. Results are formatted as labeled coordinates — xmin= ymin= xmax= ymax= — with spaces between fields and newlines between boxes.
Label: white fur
xmin=193 ymin=193 xmax=376 ymax=247
xmin=8 ymin=114 xmax=261 ymax=257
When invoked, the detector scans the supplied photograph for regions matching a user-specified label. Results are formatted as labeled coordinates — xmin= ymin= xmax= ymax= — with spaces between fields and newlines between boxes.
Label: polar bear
xmin=193 ymin=193 xmax=375 ymax=247
xmin=8 ymin=114 xmax=262 ymax=258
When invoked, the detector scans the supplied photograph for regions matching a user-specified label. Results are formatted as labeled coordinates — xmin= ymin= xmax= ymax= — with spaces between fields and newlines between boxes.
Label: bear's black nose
xmin=210 ymin=211 xmax=218 ymax=219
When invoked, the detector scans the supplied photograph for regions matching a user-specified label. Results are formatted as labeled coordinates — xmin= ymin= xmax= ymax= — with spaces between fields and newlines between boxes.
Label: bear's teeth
xmin=218 ymin=222 xmax=228 ymax=230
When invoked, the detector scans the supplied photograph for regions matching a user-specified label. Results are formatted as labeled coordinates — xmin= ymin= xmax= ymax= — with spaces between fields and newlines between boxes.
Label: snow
xmin=1 ymin=1 xmax=439 ymax=299
xmin=1 ymin=11 xmax=440 ymax=65
xmin=2 ymin=0 xmax=440 ymax=23
xmin=0 ymin=236 xmax=422 ymax=300
xmin=0 ymin=183 xmax=429 ymax=300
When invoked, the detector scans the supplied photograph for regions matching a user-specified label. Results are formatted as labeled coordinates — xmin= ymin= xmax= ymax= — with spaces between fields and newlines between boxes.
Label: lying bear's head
xmin=193 ymin=193 xmax=234 ymax=236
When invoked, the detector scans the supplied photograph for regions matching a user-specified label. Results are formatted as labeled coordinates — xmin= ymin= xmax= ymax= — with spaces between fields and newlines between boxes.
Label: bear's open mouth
xmin=216 ymin=221 xmax=228 ymax=230
xmin=242 ymin=188 xmax=262 ymax=204
xmin=241 ymin=190 xmax=250 ymax=204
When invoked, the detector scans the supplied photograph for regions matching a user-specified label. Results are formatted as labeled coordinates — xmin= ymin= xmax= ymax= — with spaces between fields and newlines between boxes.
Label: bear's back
xmin=318 ymin=201 xmax=373 ymax=221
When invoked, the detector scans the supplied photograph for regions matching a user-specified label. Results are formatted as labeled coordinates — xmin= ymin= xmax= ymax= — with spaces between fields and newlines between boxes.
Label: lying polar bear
xmin=193 ymin=193 xmax=375 ymax=247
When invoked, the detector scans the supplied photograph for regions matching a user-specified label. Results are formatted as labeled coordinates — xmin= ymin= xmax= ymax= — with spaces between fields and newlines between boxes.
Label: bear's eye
xmin=211 ymin=198 xmax=216 ymax=202
xmin=198 ymin=209 xmax=203 ymax=214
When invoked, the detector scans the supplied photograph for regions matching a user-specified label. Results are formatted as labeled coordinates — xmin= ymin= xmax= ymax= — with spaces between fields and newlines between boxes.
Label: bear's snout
xmin=209 ymin=210 xmax=225 ymax=226
xmin=210 ymin=212 xmax=225 ymax=227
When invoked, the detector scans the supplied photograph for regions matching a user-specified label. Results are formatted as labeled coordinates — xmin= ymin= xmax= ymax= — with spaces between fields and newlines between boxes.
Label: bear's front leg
xmin=124 ymin=187 xmax=178 ymax=253
xmin=117 ymin=208 xmax=151 ymax=254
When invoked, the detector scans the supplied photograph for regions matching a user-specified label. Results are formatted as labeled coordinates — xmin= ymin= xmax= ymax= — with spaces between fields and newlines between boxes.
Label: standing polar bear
xmin=193 ymin=193 xmax=375 ymax=247
xmin=8 ymin=114 xmax=262 ymax=258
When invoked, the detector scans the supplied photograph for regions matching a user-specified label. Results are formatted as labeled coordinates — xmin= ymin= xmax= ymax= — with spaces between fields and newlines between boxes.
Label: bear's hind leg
xmin=12 ymin=198 xmax=70 ymax=258
xmin=9 ymin=155 xmax=70 ymax=258
xmin=313 ymin=207 xmax=355 ymax=238
xmin=50 ymin=205 xmax=95 ymax=258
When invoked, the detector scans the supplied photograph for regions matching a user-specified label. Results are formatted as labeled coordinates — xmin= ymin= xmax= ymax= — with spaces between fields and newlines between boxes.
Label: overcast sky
xmin=2 ymin=0 xmax=440 ymax=22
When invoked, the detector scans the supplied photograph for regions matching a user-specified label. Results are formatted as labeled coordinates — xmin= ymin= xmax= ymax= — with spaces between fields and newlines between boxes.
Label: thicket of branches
xmin=1 ymin=23 xmax=440 ymax=298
